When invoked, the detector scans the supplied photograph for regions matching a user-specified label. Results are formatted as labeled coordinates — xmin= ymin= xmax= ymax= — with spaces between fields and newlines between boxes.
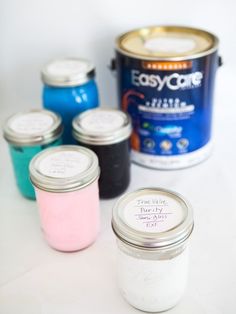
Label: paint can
xmin=114 ymin=26 xmax=221 ymax=169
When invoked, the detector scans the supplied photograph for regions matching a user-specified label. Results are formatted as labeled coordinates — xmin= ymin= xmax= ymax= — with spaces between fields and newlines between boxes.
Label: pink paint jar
xmin=29 ymin=145 xmax=100 ymax=252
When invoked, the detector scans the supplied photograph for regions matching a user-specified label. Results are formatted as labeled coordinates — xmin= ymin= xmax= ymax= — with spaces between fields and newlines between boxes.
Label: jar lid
xmin=41 ymin=58 xmax=95 ymax=87
xmin=112 ymin=188 xmax=194 ymax=250
xmin=3 ymin=109 xmax=63 ymax=146
xmin=30 ymin=145 xmax=100 ymax=192
xmin=72 ymin=108 xmax=132 ymax=145
xmin=117 ymin=25 xmax=218 ymax=60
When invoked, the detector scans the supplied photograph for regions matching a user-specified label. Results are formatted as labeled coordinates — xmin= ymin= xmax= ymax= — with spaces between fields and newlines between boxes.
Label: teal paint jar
xmin=3 ymin=109 xmax=63 ymax=199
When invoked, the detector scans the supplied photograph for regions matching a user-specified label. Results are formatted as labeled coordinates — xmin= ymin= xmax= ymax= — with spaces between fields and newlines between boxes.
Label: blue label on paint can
xmin=116 ymin=53 xmax=218 ymax=157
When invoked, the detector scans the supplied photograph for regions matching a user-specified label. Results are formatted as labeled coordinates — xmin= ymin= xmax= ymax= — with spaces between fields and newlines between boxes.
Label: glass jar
xmin=112 ymin=188 xmax=194 ymax=312
xmin=3 ymin=109 xmax=63 ymax=199
xmin=29 ymin=145 xmax=100 ymax=252
xmin=72 ymin=108 xmax=132 ymax=199
xmin=41 ymin=58 xmax=99 ymax=144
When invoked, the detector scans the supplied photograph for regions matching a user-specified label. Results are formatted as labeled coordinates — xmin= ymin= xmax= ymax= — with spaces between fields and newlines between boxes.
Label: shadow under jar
xmin=72 ymin=108 xmax=132 ymax=199
xmin=29 ymin=145 xmax=100 ymax=252
xmin=3 ymin=109 xmax=63 ymax=199
xmin=112 ymin=188 xmax=194 ymax=312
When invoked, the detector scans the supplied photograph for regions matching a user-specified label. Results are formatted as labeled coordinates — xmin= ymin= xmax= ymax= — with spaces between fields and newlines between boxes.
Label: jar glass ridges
xmin=3 ymin=109 xmax=63 ymax=199
xmin=29 ymin=145 xmax=100 ymax=252
xmin=41 ymin=58 xmax=99 ymax=144
xmin=112 ymin=188 xmax=194 ymax=312
xmin=72 ymin=108 xmax=132 ymax=199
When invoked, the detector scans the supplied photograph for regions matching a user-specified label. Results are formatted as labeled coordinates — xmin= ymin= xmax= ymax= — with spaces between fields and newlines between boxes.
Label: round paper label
xmin=47 ymin=59 xmax=89 ymax=77
xmin=123 ymin=194 xmax=184 ymax=233
xmin=80 ymin=111 xmax=125 ymax=133
xmin=10 ymin=112 xmax=54 ymax=135
xmin=144 ymin=37 xmax=196 ymax=54
xmin=38 ymin=151 xmax=90 ymax=178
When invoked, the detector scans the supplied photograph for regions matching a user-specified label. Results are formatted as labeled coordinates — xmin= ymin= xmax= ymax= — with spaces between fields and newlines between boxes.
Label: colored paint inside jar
xmin=41 ymin=58 xmax=99 ymax=144
xmin=72 ymin=108 xmax=132 ymax=199
xmin=30 ymin=145 xmax=100 ymax=252
xmin=3 ymin=110 xmax=63 ymax=199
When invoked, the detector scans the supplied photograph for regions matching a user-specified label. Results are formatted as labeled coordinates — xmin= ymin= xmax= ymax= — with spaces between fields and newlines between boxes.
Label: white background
xmin=1 ymin=1 xmax=236 ymax=313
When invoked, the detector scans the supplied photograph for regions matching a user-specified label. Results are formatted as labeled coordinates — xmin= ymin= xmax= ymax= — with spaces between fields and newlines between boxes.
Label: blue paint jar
xmin=3 ymin=109 xmax=63 ymax=199
xmin=41 ymin=58 xmax=99 ymax=144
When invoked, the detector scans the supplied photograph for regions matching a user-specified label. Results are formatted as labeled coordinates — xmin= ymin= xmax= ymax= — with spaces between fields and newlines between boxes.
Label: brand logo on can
xmin=131 ymin=70 xmax=203 ymax=91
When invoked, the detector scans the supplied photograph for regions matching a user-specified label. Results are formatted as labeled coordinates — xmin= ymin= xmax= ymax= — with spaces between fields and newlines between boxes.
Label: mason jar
xmin=72 ymin=108 xmax=132 ymax=199
xmin=3 ymin=109 xmax=63 ymax=199
xmin=112 ymin=188 xmax=194 ymax=312
xmin=29 ymin=145 xmax=100 ymax=252
xmin=41 ymin=58 xmax=99 ymax=144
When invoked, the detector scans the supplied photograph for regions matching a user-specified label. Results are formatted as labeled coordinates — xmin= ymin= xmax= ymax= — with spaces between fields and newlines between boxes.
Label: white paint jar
xmin=112 ymin=188 xmax=194 ymax=312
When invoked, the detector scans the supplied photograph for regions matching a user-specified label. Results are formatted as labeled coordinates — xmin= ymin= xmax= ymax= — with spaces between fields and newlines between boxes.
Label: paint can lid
xmin=117 ymin=25 xmax=218 ymax=60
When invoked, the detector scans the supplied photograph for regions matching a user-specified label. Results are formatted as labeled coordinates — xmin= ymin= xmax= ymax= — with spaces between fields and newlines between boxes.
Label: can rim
xmin=72 ymin=108 xmax=132 ymax=146
xmin=116 ymin=25 xmax=219 ymax=61
xmin=29 ymin=145 xmax=100 ymax=192
xmin=112 ymin=187 xmax=194 ymax=250
xmin=41 ymin=57 xmax=96 ymax=87
xmin=3 ymin=109 xmax=63 ymax=146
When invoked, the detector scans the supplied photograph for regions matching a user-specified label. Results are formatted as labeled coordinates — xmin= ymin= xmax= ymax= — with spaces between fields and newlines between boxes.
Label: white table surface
xmin=0 ymin=64 xmax=236 ymax=314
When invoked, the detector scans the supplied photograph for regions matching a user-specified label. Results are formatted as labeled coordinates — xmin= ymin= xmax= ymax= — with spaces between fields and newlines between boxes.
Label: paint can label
xmin=117 ymin=54 xmax=218 ymax=160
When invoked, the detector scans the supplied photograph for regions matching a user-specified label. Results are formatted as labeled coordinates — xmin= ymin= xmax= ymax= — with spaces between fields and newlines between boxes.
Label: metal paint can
xmin=115 ymin=26 xmax=220 ymax=169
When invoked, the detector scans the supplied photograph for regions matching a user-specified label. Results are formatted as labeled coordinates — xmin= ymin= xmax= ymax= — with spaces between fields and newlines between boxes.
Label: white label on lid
xmin=47 ymin=60 xmax=89 ymax=77
xmin=144 ymin=37 xmax=196 ymax=54
xmin=80 ymin=111 xmax=125 ymax=133
xmin=10 ymin=113 xmax=54 ymax=135
xmin=38 ymin=151 xmax=90 ymax=178
xmin=123 ymin=194 xmax=184 ymax=233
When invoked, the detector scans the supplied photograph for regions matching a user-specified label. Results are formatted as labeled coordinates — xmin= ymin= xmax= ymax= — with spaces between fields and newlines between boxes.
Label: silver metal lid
xmin=112 ymin=188 xmax=194 ymax=250
xmin=30 ymin=145 xmax=100 ymax=192
xmin=72 ymin=108 xmax=132 ymax=145
xmin=3 ymin=109 xmax=63 ymax=146
xmin=41 ymin=58 xmax=95 ymax=87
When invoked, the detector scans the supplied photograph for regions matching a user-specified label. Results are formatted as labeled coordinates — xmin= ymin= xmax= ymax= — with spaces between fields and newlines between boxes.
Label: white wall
xmin=0 ymin=0 xmax=235 ymax=115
